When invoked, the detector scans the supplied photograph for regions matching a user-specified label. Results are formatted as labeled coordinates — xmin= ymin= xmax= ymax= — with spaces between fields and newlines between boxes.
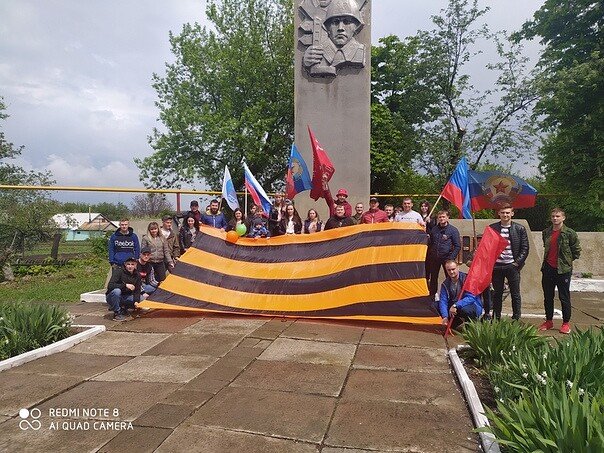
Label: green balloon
xmin=235 ymin=223 xmax=247 ymax=236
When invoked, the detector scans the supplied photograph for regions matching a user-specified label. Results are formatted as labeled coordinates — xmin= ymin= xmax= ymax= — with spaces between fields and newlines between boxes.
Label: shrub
xmin=460 ymin=319 xmax=549 ymax=367
xmin=484 ymin=383 xmax=604 ymax=452
xmin=488 ymin=327 xmax=604 ymax=401
xmin=88 ymin=233 xmax=110 ymax=259
xmin=0 ymin=302 xmax=72 ymax=360
xmin=465 ymin=325 xmax=604 ymax=450
xmin=13 ymin=264 xmax=59 ymax=277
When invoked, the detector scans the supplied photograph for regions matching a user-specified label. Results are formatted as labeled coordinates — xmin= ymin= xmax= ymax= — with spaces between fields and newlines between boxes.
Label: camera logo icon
xmin=19 ymin=408 xmax=42 ymax=431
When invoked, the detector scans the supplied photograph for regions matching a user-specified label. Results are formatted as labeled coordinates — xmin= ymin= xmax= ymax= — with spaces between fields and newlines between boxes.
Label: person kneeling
xmin=105 ymin=256 xmax=142 ymax=321
xmin=439 ymin=260 xmax=483 ymax=329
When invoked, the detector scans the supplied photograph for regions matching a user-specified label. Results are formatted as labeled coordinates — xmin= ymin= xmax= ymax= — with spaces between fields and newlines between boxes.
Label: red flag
xmin=461 ymin=226 xmax=509 ymax=296
xmin=445 ymin=226 xmax=508 ymax=337
xmin=308 ymin=126 xmax=335 ymax=201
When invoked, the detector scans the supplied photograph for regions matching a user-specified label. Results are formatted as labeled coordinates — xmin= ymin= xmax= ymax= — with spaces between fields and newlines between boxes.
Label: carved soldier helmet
xmin=324 ymin=0 xmax=363 ymax=27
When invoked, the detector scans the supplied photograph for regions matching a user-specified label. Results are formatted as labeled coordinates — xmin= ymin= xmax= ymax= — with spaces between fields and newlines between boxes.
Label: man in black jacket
xmin=427 ymin=211 xmax=461 ymax=301
xmin=105 ymin=256 xmax=142 ymax=321
xmin=490 ymin=204 xmax=529 ymax=320
xmin=324 ymin=204 xmax=355 ymax=230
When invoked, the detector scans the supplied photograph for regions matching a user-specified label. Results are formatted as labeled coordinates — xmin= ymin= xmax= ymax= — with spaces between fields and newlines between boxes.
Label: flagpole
xmin=444 ymin=315 xmax=455 ymax=337
xmin=244 ymin=186 xmax=248 ymax=215
xmin=428 ymin=194 xmax=443 ymax=219
xmin=472 ymin=216 xmax=478 ymax=254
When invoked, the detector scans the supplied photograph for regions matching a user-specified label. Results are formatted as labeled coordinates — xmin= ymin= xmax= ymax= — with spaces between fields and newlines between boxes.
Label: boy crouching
xmin=106 ymin=256 xmax=141 ymax=321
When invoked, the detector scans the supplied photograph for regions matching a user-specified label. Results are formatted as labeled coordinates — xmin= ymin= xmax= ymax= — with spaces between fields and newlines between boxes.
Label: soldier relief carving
xmin=299 ymin=0 xmax=367 ymax=77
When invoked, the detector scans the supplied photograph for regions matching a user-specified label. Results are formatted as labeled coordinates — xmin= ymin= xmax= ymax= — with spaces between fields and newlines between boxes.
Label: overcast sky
xmin=0 ymin=0 xmax=544 ymax=205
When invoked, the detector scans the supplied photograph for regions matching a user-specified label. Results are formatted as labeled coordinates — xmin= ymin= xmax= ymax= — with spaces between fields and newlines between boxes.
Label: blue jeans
xmin=142 ymin=284 xmax=157 ymax=295
xmin=450 ymin=304 xmax=479 ymax=329
xmin=106 ymin=288 xmax=134 ymax=314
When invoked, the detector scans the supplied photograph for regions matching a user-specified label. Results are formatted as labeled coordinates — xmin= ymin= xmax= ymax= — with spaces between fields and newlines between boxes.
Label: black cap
xmin=140 ymin=246 xmax=151 ymax=254
xmin=369 ymin=197 xmax=379 ymax=203
xmin=124 ymin=256 xmax=137 ymax=263
xmin=190 ymin=200 xmax=199 ymax=206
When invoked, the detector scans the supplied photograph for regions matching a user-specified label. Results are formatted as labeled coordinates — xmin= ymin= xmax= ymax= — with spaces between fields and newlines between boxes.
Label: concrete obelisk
xmin=294 ymin=0 xmax=371 ymax=218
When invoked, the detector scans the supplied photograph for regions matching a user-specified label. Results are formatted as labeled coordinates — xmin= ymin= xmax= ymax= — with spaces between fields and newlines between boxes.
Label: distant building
xmin=52 ymin=213 xmax=117 ymax=241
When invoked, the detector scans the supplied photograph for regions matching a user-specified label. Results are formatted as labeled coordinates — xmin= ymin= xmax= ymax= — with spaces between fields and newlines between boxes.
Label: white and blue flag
xmin=222 ymin=165 xmax=240 ymax=211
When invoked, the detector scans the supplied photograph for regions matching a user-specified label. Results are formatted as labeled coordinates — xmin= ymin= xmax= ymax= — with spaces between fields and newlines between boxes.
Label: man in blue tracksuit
xmin=439 ymin=260 xmax=488 ymax=329
xmin=108 ymin=218 xmax=140 ymax=267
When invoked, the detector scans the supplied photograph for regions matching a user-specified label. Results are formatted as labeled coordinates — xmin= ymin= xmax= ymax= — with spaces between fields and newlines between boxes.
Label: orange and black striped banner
xmin=142 ymin=222 xmax=441 ymax=325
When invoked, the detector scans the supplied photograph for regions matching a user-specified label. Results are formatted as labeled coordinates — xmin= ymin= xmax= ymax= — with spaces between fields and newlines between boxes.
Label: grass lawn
xmin=0 ymin=256 xmax=108 ymax=303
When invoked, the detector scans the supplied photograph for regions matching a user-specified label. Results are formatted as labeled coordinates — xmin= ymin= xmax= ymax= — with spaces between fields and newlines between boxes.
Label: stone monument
xmin=294 ymin=0 xmax=371 ymax=218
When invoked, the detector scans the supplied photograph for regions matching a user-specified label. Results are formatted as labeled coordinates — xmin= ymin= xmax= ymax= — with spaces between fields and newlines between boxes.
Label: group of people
xmin=106 ymin=217 xmax=176 ymax=321
xmin=433 ymin=205 xmax=580 ymax=335
xmin=105 ymin=189 xmax=581 ymax=333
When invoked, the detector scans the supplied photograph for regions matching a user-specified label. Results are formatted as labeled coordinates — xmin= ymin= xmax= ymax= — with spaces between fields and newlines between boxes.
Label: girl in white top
xmin=278 ymin=203 xmax=302 ymax=235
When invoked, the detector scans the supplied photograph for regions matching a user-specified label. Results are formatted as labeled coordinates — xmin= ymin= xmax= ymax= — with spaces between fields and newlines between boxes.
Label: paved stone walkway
xmin=0 ymin=303 xmax=477 ymax=452
xmin=1 ymin=292 xmax=601 ymax=452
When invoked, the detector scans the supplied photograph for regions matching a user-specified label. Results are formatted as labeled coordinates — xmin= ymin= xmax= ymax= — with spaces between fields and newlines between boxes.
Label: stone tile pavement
xmin=0 ymin=292 xmax=600 ymax=452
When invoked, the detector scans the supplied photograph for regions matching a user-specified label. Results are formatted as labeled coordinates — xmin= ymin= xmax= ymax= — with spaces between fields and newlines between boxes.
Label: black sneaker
xmin=113 ymin=313 xmax=127 ymax=321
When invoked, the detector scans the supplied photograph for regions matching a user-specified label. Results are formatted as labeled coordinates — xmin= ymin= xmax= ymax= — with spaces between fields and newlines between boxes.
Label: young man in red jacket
xmin=360 ymin=197 xmax=388 ymax=224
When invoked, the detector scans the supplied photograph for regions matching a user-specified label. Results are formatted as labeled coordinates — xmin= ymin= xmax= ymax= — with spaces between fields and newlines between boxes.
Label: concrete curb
xmin=0 ymin=324 xmax=105 ymax=372
xmin=570 ymin=278 xmax=604 ymax=292
xmin=449 ymin=347 xmax=501 ymax=453
xmin=80 ymin=289 xmax=106 ymax=303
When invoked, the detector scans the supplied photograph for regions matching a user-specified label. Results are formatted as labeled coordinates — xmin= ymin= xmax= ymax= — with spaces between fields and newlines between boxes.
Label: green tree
xmin=389 ymin=0 xmax=538 ymax=185
xmin=514 ymin=0 xmax=604 ymax=231
xmin=60 ymin=201 xmax=130 ymax=220
xmin=136 ymin=0 xmax=294 ymax=192
xmin=370 ymin=36 xmax=441 ymax=194
xmin=129 ymin=194 xmax=173 ymax=218
xmin=0 ymin=98 xmax=57 ymax=277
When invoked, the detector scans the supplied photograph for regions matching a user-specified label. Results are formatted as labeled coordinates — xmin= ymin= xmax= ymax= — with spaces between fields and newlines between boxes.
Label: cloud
xmin=1 ymin=0 xmax=545 ymax=207
xmin=0 ymin=0 xmax=205 ymax=194
xmin=14 ymin=153 xmax=142 ymax=188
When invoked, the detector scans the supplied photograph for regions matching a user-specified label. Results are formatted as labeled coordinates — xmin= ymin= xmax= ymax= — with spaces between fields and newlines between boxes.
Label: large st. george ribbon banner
xmin=143 ymin=223 xmax=440 ymax=325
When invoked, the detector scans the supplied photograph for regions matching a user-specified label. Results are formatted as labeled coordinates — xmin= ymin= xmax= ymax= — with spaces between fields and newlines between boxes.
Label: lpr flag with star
xmin=468 ymin=170 xmax=537 ymax=211
xmin=285 ymin=144 xmax=312 ymax=200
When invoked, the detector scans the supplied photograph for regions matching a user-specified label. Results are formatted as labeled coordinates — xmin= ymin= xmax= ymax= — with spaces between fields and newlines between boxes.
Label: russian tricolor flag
xmin=441 ymin=157 xmax=472 ymax=219
xmin=243 ymin=162 xmax=272 ymax=215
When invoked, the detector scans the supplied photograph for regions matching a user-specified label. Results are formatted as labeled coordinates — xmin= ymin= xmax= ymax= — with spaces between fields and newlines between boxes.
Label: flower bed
xmin=459 ymin=320 xmax=604 ymax=452
xmin=0 ymin=301 xmax=72 ymax=360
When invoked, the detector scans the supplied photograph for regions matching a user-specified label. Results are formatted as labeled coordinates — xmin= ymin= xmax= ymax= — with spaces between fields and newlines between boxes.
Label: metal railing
xmin=0 ymin=183 xmax=562 ymax=212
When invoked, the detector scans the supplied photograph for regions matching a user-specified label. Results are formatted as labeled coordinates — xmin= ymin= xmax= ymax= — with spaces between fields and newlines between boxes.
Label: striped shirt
xmin=496 ymin=225 xmax=514 ymax=264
